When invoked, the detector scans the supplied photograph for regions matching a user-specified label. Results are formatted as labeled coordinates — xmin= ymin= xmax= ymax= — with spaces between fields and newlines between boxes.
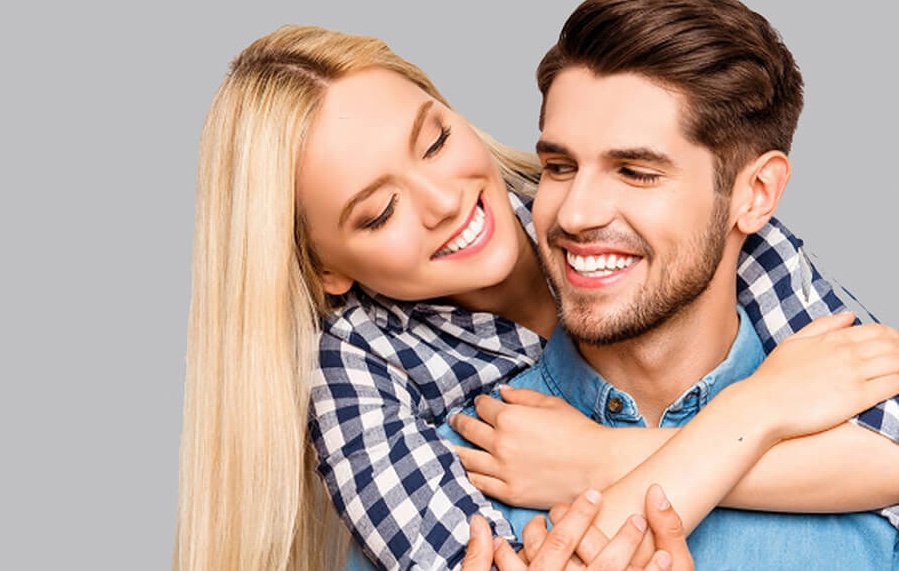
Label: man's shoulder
xmin=507 ymin=355 xmax=552 ymax=394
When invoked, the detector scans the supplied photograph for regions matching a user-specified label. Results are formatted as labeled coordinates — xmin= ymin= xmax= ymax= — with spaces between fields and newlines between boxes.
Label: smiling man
xmin=451 ymin=0 xmax=899 ymax=568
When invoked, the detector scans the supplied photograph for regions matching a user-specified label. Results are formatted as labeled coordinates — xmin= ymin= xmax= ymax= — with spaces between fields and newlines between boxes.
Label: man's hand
xmin=460 ymin=486 xmax=693 ymax=571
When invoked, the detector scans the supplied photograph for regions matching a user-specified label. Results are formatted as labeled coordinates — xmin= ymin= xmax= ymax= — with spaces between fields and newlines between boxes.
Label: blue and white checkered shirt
xmin=310 ymin=192 xmax=899 ymax=570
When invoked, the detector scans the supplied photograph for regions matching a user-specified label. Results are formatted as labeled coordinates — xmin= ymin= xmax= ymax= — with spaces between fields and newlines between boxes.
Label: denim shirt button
xmin=607 ymin=397 xmax=624 ymax=413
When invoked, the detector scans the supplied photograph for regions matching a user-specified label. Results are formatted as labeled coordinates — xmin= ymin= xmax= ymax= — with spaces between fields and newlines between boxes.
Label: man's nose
xmin=555 ymin=170 xmax=618 ymax=234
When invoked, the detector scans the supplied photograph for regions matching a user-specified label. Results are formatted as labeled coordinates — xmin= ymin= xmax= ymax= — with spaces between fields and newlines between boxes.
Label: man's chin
xmin=559 ymin=303 xmax=632 ymax=346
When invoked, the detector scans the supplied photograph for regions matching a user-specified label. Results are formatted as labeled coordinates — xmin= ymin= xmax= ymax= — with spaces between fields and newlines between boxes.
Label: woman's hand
xmin=451 ymin=387 xmax=618 ymax=509
xmin=461 ymin=486 xmax=693 ymax=571
xmin=737 ymin=312 xmax=899 ymax=442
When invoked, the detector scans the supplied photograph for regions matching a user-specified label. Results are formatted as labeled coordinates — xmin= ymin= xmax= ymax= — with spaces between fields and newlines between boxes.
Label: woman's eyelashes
xmin=361 ymin=195 xmax=397 ymax=230
xmin=356 ymin=119 xmax=449 ymax=231
xmin=423 ymin=124 xmax=451 ymax=159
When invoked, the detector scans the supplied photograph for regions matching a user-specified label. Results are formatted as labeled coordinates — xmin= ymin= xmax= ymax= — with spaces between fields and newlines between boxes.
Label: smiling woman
xmin=174 ymin=19 xmax=899 ymax=571
xmin=296 ymin=67 xmax=533 ymax=307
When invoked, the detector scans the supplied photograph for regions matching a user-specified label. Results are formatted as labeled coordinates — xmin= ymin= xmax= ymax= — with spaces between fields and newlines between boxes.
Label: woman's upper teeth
xmin=441 ymin=206 xmax=485 ymax=254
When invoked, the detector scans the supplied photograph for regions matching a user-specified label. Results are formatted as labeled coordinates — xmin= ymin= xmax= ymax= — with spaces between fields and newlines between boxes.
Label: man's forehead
xmin=540 ymin=70 xmax=687 ymax=157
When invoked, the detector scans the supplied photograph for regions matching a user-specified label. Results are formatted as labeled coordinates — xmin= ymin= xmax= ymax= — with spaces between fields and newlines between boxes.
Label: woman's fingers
xmin=787 ymin=312 xmax=854 ymax=339
xmin=455 ymin=445 xmax=501 ymax=477
xmin=451 ymin=412 xmax=497 ymax=451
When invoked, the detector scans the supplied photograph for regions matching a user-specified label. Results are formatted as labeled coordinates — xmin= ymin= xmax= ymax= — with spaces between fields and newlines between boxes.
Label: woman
xmin=175 ymin=24 xmax=899 ymax=571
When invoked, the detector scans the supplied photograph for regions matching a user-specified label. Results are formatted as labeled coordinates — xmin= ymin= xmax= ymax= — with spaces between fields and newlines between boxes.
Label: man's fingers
xmin=460 ymin=515 xmax=495 ymax=571
xmin=521 ymin=514 xmax=550 ymax=563
xmin=642 ymin=550 xmax=674 ymax=571
xmin=493 ymin=537 xmax=528 ymax=571
xmin=548 ymin=501 xmax=610 ymax=564
xmin=644 ymin=485 xmax=693 ymax=571
xmin=526 ymin=490 xmax=604 ymax=569
xmin=582 ymin=514 xmax=647 ymax=570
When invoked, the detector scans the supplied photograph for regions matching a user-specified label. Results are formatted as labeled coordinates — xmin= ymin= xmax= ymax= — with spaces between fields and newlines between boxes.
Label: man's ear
xmin=732 ymin=150 xmax=790 ymax=235
xmin=320 ymin=268 xmax=354 ymax=296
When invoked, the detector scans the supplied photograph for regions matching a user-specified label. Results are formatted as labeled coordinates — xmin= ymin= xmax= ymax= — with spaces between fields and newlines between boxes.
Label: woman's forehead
xmin=297 ymin=69 xmax=435 ymax=206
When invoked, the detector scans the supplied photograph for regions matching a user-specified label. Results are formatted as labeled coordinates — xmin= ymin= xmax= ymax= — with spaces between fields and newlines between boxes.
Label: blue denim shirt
xmin=439 ymin=306 xmax=899 ymax=570
xmin=530 ymin=306 xmax=765 ymax=429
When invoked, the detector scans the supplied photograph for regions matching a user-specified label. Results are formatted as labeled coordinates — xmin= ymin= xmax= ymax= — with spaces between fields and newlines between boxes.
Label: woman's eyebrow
xmin=409 ymin=100 xmax=435 ymax=152
xmin=339 ymin=100 xmax=436 ymax=228
xmin=339 ymin=174 xmax=390 ymax=228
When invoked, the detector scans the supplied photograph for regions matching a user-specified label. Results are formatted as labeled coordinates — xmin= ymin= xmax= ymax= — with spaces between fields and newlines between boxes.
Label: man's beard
xmin=544 ymin=196 xmax=730 ymax=346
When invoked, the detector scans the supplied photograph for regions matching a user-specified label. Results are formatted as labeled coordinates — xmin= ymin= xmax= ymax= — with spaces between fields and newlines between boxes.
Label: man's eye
xmin=424 ymin=125 xmax=451 ymax=159
xmin=361 ymin=195 xmax=397 ymax=230
xmin=541 ymin=162 xmax=576 ymax=177
xmin=620 ymin=167 xmax=660 ymax=184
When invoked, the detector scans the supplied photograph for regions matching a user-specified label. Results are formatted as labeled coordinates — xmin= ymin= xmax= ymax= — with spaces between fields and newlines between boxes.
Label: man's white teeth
xmin=566 ymin=252 xmax=638 ymax=275
xmin=438 ymin=206 xmax=486 ymax=256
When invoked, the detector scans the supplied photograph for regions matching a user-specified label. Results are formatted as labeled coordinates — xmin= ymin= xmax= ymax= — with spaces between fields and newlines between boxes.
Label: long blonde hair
xmin=175 ymin=25 xmax=541 ymax=571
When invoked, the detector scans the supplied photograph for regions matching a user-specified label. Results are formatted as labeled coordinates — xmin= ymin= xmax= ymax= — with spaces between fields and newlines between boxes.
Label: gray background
xmin=1 ymin=1 xmax=894 ymax=569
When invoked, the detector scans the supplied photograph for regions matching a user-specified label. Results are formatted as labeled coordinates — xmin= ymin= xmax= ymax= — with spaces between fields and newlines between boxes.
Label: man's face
xmin=533 ymin=68 xmax=732 ymax=345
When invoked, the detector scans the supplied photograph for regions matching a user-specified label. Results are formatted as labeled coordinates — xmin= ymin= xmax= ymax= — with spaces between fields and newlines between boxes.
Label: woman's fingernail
xmin=585 ymin=489 xmax=601 ymax=504
xmin=657 ymin=550 xmax=672 ymax=570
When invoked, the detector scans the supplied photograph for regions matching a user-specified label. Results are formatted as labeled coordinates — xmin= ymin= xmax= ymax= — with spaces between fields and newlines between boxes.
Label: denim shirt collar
xmin=540 ymin=305 xmax=766 ymax=427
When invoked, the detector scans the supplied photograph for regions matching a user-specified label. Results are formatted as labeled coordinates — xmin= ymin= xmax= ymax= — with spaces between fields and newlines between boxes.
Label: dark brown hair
xmin=537 ymin=0 xmax=804 ymax=193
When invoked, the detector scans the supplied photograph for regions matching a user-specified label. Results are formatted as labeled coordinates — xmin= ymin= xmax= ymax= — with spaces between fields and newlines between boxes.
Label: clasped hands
xmin=461 ymin=484 xmax=693 ymax=571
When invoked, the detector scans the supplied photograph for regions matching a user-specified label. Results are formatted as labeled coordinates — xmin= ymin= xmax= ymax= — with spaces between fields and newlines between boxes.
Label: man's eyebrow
xmin=338 ymin=174 xmax=391 ymax=228
xmin=605 ymin=148 xmax=675 ymax=168
xmin=535 ymin=139 xmax=570 ymax=155
xmin=409 ymin=100 xmax=435 ymax=153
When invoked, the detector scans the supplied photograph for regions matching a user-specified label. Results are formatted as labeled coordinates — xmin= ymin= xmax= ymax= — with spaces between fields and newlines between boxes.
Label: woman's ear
xmin=733 ymin=150 xmax=791 ymax=235
xmin=320 ymin=268 xmax=354 ymax=296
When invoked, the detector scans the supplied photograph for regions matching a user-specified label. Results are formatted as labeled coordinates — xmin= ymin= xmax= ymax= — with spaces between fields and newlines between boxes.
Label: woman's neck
xmin=448 ymin=224 xmax=558 ymax=339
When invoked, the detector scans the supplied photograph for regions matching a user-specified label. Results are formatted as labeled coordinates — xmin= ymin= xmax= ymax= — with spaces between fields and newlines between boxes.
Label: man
xmin=449 ymin=0 xmax=899 ymax=568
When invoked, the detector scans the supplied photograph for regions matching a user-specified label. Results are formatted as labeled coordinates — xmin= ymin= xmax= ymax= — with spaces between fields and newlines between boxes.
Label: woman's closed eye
xmin=424 ymin=125 xmax=451 ymax=159
xmin=361 ymin=194 xmax=397 ymax=230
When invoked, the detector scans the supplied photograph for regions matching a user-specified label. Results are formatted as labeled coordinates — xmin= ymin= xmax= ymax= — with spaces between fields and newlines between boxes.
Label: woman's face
xmin=297 ymin=68 xmax=524 ymax=302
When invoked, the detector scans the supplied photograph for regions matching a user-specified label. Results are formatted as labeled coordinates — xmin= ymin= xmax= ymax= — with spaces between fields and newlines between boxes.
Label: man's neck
xmin=578 ymin=289 xmax=741 ymax=427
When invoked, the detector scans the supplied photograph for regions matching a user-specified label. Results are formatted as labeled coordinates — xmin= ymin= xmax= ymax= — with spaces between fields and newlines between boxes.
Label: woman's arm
xmin=453 ymin=315 xmax=899 ymax=535
xmin=312 ymin=330 xmax=520 ymax=570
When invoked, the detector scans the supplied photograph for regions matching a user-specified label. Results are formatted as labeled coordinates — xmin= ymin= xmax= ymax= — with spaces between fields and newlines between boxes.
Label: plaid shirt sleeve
xmin=739 ymin=218 xmax=899 ymax=527
xmin=311 ymin=330 xmax=519 ymax=571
